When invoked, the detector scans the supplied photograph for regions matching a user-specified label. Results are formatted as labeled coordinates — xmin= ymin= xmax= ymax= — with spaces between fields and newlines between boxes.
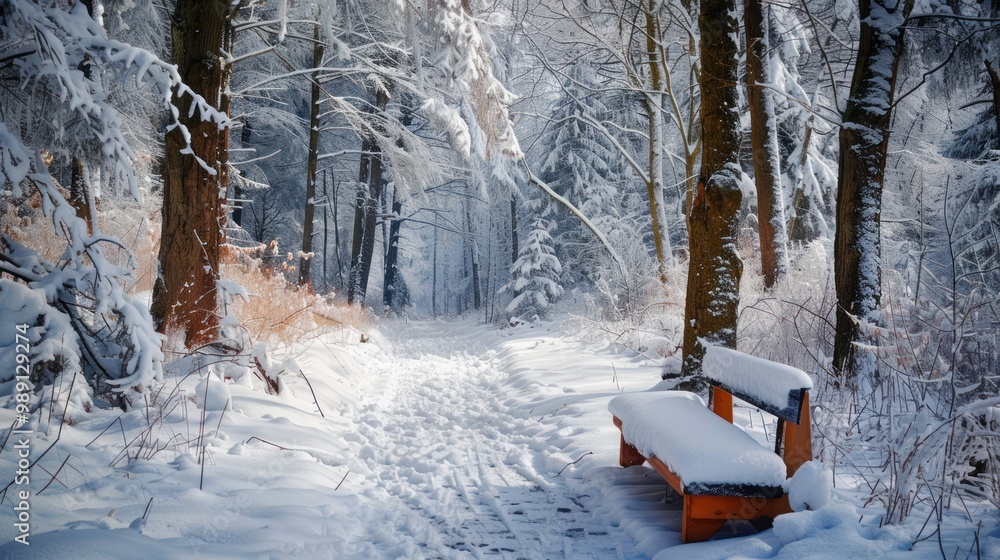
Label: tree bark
xmin=986 ymin=59 xmax=1000 ymax=141
xmin=510 ymin=195 xmax=519 ymax=266
xmin=382 ymin=186 xmax=408 ymax=310
xmin=151 ymin=0 xmax=231 ymax=347
xmin=833 ymin=0 xmax=913 ymax=382
xmin=298 ymin=26 xmax=324 ymax=290
xmin=347 ymin=88 xmax=389 ymax=306
xmin=676 ymin=0 xmax=743 ymax=388
xmin=744 ymin=0 xmax=789 ymax=289
xmin=70 ymin=158 xmax=95 ymax=235
xmin=643 ymin=3 xmax=672 ymax=282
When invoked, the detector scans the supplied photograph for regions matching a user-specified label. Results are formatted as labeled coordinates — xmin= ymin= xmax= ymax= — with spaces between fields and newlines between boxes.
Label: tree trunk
xmin=644 ymin=3 xmax=672 ymax=282
xmin=833 ymin=0 xmax=912 ymax=382
xmin=788 ymin=116 xmax=815 ymax=242
xmin=986 ymin=59 xmax=1000 ymax=140
xmin=510 ymin=195 xmax=519 ymax=266
xmin=347 ymin=88 xmax=389 ymax=306
xmin=347 ymin=145 xmax=370 ymax=304
xmin=382 ymin=188 xmax=407 ymax=310
xmin=332 ymin=176 xmax=343 ymax=290
xmin=298 ymin=27 xmax=324 ymax=290
xmin=70 ymin=158 xmax=94 ymax=235
xmin=676 ymin=0 xmax=743 ymax=387
xmin=745 ymin=0 xmax=789 ymax=289
xmin=151 ymin=0 xmax=231 ymax=347
xmin=465 ymin=197 xmax=481 ymax=310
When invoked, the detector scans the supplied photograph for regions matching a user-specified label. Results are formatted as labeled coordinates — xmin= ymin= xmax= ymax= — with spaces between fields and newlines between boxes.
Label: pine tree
xmin=537 ymin=65 xmax=625 ymax=285
xmin=501 ymin=218 xmax=564 ymax=319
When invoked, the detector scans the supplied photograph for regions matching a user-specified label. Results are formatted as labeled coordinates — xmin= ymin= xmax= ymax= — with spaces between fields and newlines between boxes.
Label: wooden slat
xmin=781 ymin=391 xmax=813 ymax=476
xmin=686 ymin=494 xmax=790 ymax=520
xmin=646 ymin=455 xmax=686 ymax=497
xmin=712 ymin=386 xmax=733 ymax=423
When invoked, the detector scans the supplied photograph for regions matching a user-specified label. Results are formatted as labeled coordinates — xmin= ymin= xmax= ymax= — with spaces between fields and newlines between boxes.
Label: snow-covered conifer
xmin=501 ymin=218 xmax=563 ymax=319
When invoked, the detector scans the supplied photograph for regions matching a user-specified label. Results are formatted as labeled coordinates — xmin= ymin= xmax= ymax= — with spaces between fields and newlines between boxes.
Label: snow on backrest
xmin=702 ymin=346 xmax=813 ymax=424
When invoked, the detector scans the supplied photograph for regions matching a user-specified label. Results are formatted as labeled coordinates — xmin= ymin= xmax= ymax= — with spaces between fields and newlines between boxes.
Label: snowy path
xmin=347 ymin=322 xmax=633 ymax=559
xmin=4 ymin=317 xmax=977 ymax=559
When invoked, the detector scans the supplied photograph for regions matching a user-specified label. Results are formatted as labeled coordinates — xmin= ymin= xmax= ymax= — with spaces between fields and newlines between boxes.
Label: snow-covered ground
xmin=1 ymin=317 xmax=997 ymax=558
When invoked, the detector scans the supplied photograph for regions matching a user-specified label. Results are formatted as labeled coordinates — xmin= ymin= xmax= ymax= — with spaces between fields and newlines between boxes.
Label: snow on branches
xmin=500 ymin=218 xmax=563 ymax=319
xmin=0 ymin=1 xmax=222 ymax=406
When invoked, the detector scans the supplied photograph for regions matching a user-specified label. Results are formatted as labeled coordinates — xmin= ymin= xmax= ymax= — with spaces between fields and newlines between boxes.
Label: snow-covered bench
xmin=608 ymin=346 xmax=813 ymax=543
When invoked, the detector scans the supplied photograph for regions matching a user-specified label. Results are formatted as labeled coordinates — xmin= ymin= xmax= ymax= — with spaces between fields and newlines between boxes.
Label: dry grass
xmin=2 ymin=192 xmax=159 ymax=295
xmin=221 ymin=249 xmax=372 ymax=350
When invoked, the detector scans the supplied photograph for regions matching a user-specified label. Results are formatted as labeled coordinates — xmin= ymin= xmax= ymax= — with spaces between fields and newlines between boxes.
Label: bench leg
xmin=682 ymin=516 xmax=725 ymax=544
xmin=619 ymin=435 xmax=646 ymax=467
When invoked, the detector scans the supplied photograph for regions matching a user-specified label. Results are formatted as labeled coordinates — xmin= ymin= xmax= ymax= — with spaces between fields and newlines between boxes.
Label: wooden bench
xmin=608 ymin=346 xmax=813 ymax=543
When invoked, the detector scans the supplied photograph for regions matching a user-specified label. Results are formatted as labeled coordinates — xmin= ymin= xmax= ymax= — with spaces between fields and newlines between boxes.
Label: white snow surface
xmin=702 ymin=345 xmax=813 ymax=414
xmin=608 ymin=392 xmax=788 ymax=488
xmin=0 ymin=317 xmax=994 ymax=558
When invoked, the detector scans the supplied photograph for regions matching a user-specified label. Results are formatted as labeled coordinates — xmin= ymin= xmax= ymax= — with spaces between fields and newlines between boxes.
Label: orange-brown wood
xmin=614 ymin=416 xmax=650 ymax=467
xmin=682 ymin=495 xmax=727 ymax=543
xmin=647 ymin=456 xmax=686 ymax=497
xmin=781 ymin=391 xmax=812 ymax=477
xmin=611 ymin=388 xmax=810 ymax=545
xmin=712 ymin=386 xmax=734 ymax=423
xmin=686 ymin=494 xmax=792 ymax=521
xmin=620 ymin=434 xmax=646 ymax=467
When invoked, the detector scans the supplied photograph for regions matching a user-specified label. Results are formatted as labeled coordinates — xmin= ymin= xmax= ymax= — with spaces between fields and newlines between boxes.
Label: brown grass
xmin=221 ymin=249 xmax=372 ymax=349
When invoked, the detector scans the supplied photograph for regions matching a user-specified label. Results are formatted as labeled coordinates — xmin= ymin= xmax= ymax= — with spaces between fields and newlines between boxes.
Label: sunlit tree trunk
xmin=833 ymin=0 xmax=913 ymax=382
xmin=676 ymin=0 xmax=743 ymax=387
xmin=151 ymin=0 xmax=231 ymax=347
xmin=745 ymin=0 xmax=788 ymax=289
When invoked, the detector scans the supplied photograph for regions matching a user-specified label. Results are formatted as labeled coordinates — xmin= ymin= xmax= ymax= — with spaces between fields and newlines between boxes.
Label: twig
xmin=1 ymin=373 xmax=76 ymax=495
xmin=245 ymin=436 xmax=293 ymax=451
xmin=86 ymin=416 xmax=127 ymax=448
xmin=556 ymin=452 xmax=593 ymax=477
xmin=334 ymin=469 xmax=350 ymax=491
xmin=299 ymin=370 xmax=326 ymax=417
xmin=37 ymin=455 xmax=71 ymax=495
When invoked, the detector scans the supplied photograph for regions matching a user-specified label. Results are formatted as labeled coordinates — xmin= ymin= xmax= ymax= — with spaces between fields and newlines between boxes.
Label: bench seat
xmin=608 ymin=392 xmax=786 ymax=497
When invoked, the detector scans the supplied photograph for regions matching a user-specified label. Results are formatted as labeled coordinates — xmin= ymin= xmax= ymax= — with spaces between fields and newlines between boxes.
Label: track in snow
xmin=350 ymin=322 xmax=631 ymax=559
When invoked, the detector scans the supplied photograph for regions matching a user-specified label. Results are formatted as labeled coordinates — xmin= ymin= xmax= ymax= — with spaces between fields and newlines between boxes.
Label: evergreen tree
xmin=501 ymin=218 xmax=563 ymax=319
xmin=537 ymin=64 xmax=625 ymax=285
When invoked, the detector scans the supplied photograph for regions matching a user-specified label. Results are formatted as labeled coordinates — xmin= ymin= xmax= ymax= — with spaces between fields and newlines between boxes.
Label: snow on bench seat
xmin=608 ymin=391 xmax=787 ymax=496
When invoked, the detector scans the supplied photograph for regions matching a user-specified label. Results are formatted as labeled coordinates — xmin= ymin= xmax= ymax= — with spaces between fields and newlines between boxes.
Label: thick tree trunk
xmin=745 ymin=0 xmax=789 ymax=289
xmin=676 ymin=0 xmax=743 ymax=387
xmin=151 ymin=0 xmax=230 ymax=347
xmin=298 ymin=28 xmax=324 ymax=290
xmin=347 ymin=89 xmax=389 ymax=306
xmin=833 ymin=0 xmax=912 ymax=382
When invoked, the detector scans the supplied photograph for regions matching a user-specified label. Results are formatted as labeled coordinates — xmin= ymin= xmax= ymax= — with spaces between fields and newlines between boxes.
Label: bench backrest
xmin=702 ymin=345 xmax=814 ymax=477
xmin=702 ymin=346 xmax=813 ymax=424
